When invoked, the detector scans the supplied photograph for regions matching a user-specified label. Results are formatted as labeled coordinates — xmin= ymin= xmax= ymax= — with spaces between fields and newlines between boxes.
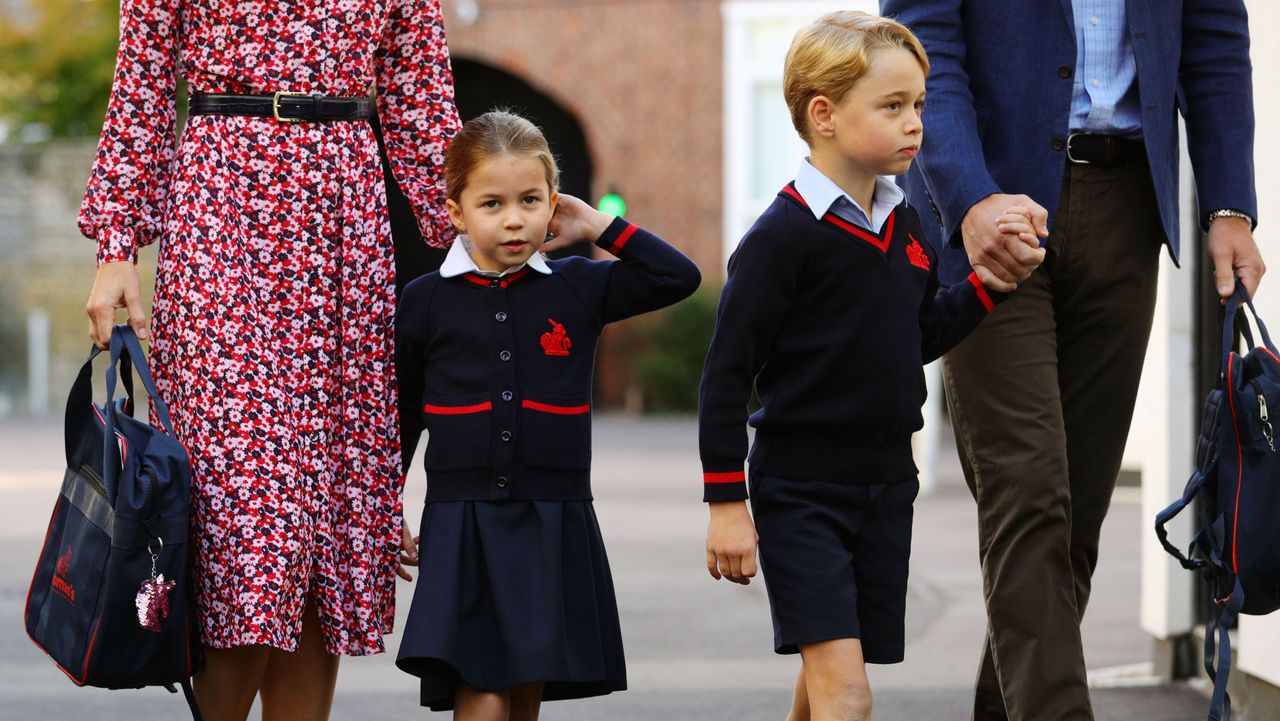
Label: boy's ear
xmin=807 ymin=95 xmax=836 ymax=139
xmin=446 ymin=198 xmax=466 ymax=232
xmin=548 ymin=191 xmax=559 ymax=214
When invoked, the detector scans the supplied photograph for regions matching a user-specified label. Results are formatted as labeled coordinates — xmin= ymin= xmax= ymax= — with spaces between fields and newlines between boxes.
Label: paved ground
xmin=0 ymin=416 xmax=1219 ymax=720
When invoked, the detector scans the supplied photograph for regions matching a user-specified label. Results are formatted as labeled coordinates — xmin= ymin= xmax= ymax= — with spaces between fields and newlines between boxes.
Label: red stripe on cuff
xmin=967 ymin=272 xmax=996 ymax=312
xmin=607 ymin=223 xmax=639 ymax=255
xmin=704 ymin=471 xmax=746 ymax=484
xmin=423 ymin=402 xmax=493 ymax=414
xmin=521 ymin=400 xmax=591 ymax=415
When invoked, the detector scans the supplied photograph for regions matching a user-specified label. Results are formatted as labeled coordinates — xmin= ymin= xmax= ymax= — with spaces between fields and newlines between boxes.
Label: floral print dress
xmin=78 ymin=0 xmax=459 ymax=656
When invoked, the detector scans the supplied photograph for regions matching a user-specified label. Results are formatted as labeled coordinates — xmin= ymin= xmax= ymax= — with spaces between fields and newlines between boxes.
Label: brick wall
xmin=441 ymin=0 xmax=726 ymax=407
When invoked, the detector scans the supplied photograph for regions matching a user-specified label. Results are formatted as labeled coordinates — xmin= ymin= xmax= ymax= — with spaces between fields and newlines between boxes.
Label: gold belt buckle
xmin=272 ymin=91 xmax=309 ymax=123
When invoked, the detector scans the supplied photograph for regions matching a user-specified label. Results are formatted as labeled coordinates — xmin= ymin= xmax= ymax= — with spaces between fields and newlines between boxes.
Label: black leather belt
xmin=189 ymin=92 xmax=374 ymax=123
xmin=1066 ymin=132 xmax=1143 ymax=166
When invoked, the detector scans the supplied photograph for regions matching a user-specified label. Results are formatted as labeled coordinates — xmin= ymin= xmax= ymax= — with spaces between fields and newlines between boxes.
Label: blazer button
xmin=500 ymin=430 xmax=513 ymax=442
xmin=501 ymin=390 xmax=514 ymax=402
xmin=497 ymin=476 xmax=509 ymax=488
xmin=1051 ymin=136 xmax=1066 ymax=151
xmin=1057 ymin=65 xmax=1072 ymax=78
xmin=495 ymin=311 xmax=508 ymax=322
xmin=499 ymin=350 xmax=512 ymax=362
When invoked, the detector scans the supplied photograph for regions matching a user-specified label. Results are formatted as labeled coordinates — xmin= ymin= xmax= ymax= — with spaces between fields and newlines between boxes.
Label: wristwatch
xmin=1208 ymin=208 xmax=1255 ymax=227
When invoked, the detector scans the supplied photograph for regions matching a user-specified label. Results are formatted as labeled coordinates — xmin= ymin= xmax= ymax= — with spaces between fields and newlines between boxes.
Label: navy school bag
xmin=25 ymin=324 xmax=202 ymax=718
xmin=1156 ymin=282 xmax=1280 ymax=721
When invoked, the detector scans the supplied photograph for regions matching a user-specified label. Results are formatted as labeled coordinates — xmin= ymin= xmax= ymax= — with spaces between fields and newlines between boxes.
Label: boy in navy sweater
xmin=698 ymin=12 xmax=1044 ymax=720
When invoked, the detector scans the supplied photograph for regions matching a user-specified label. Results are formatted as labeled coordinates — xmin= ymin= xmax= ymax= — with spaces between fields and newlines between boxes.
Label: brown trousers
xmin=943 ymin=153 xmax=1165 ymax=721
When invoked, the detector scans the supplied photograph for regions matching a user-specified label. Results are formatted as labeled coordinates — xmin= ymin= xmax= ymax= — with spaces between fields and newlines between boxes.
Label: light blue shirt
xmin=1068 ymin=0 xmax=1142 ymax=136
xmin=794 ymin=159 xmax=904 ymax=233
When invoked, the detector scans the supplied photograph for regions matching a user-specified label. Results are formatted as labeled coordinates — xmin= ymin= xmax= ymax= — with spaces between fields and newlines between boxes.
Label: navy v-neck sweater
xmin=698 ymin=184 xmax=1005 ymax=502
xmin=398 ymin=217 xmax=701 ymax=503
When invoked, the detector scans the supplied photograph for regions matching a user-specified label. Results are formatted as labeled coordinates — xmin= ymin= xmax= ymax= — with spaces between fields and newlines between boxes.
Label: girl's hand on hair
xmin=543 ymin=193 xmax=613 ymax=253
xmin=396 ymin=518 xmax=420 ymax=582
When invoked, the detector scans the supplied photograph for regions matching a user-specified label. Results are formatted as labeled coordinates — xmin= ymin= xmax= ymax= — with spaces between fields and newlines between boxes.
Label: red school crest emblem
xmin=906 ymin=234 xmax=931 ymax=271
xmin=540 ymin=318 xmax=572 ymax=357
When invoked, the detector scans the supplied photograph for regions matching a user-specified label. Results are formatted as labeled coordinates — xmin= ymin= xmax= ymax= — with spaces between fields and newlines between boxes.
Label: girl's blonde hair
xmin=783 ymin=11 xmax=929 ymax=144
xmin=444 ymin=110 xmax=561 ymax=201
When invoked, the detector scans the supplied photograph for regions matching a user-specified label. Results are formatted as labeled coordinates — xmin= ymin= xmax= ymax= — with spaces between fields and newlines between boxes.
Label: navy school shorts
xmin=748 ymin=469 xmax=919 ymax=663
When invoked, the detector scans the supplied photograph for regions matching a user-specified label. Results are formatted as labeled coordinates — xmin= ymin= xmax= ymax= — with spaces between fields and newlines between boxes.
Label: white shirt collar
xmin=438 ymin=235 xmax=554 ymax=278
xmin=793 ymin=158 xmax=904 ymax=233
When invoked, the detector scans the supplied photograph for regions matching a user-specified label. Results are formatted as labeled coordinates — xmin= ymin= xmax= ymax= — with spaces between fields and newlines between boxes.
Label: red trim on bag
xmin=80 ymin=618 xmax=101 ymax=684
xmin=184 ymin=606 xmax=193 ymax=676
xmin=521 ymin=400 xmax=591 ymax=415
xmin=1260 ymin=347 xmax=1280 ymax=366
xmin=967 ymin=273 xmax=997 ymax=312
xmin=704 ymin=471 xmax=746 ymax=484
xmin=24 ymin=502 xmax=61 ymax=660
xmin=89 ymin=403 xmax=129 ymax=464
xmin=607 ymin=223 xmax=639 ymax=255
xmin=423 ymin=402 xmax=492 ymax=415
xmin=1227 ymin=356 xmax=1244 ymax=573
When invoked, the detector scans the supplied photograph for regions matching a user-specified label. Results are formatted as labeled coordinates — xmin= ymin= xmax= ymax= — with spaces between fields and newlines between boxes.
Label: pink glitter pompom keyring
xmin=135 ymin=536 xmax=176 ymax=633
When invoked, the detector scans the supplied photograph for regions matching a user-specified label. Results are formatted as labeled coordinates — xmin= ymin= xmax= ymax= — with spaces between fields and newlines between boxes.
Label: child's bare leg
xmin=455 ymin=683 xmax=510 ymax=721
xmin=508 ymin=682 xmax=545 ymax=721
xmin=787 ymin=665 xmax=812 ymax=721
xmin=798 ymin=638 xmax=872 ymax=721
xmin=260 ymin=603 xmax=341 ymax=721
xmin=193 ymin=644 xmax=271 ymax=721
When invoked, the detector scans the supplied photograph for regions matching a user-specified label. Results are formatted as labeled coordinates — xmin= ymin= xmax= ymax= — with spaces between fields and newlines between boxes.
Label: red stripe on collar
xmin=462 ymin=266 xmax=535 ymax=288
xmin=781 ymin=183 xmax=894 ymax=254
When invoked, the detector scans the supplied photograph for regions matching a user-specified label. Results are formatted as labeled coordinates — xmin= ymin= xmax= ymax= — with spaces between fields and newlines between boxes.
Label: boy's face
xmin=821 ymin=47 xmax=926 ymax=177
xmin=446 ymin=153 xmax=558 ymax=273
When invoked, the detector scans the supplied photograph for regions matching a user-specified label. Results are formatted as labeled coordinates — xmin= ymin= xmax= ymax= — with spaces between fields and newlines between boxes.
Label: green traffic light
xmin=597 ymin=193 xmax=627 ymax=217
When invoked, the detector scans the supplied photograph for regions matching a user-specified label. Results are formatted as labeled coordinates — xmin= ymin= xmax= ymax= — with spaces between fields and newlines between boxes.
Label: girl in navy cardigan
xmin=394 ymin=110 xmax=700 ymax=718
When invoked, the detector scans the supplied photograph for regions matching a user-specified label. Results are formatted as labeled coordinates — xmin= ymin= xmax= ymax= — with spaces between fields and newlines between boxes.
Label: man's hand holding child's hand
xmin=963 ymin=194 xmax=1049 ymax=293
xmin=975 ymin=204 xmax=1046 ymax=293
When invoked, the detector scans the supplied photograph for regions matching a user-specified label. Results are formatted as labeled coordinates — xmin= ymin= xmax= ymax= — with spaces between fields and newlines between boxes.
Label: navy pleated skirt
xmin=396 ymin=499 xmax=627 ymax=711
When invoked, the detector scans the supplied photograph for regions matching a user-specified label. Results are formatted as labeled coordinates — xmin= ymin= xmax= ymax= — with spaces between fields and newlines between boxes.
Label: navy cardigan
xmin=398 ymin=217 xmax=701 ymax=502
xmin=698 ymin=185 xmax=1004 ymax=502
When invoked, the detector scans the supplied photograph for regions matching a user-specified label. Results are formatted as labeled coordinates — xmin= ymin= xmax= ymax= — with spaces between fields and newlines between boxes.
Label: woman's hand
xmin=542 ymin=193 xmax=614 ymax=253
xmin=86 ymin=261 xmax=148 ymax=349
xmin=397 ymin=518 xmax=420 ymax=582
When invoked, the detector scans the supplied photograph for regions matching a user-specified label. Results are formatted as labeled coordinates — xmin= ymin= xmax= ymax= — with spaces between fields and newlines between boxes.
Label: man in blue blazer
xmin=879 ymin=0 xmax=1265 ymax=719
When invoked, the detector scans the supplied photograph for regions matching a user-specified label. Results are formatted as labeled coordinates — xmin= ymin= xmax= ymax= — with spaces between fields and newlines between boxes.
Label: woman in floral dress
xmin=81 ymin=0 xmax=459 ymax=718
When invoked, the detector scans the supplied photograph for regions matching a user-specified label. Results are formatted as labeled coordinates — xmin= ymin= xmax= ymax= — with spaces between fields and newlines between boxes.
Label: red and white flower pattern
xmin=79 ymin=0 xmax=459 ymax=656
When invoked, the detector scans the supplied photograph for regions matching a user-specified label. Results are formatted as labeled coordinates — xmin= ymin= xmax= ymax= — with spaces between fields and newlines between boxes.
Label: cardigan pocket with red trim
xmin=421 ymin=394 xmax=493 ymax=472
xmin=518 ymin=393 xmax=592 ymax=471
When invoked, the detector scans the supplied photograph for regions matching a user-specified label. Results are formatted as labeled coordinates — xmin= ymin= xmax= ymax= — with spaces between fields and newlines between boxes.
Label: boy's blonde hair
xmin=444 ymin=109 xmax=561 ymax=202
xmin=783 ymin=11 xmax=929 ymax=144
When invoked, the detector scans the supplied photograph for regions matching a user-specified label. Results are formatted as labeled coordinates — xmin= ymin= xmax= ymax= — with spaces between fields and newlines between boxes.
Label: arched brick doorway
xmin=377 ymin=58 xmax=594 ymax=296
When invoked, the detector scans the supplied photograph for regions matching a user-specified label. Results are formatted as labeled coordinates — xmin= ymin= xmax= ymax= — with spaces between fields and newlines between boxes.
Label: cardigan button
xmin=501 ymin=390 xmax=514 ymax=402
xmin=495 ymin=312 xmax=508 ymax=323
xmin=1057 ymin=65 xmax=1071 ymax=79
xmin=499 ymin=350 xmax=512 ymax=362
xmin=489 ymin=279 xmax=500 ymax=288
xmin=1051 ymin=136 xmax=1066 ymax=151
xmin=500 ymin=430 xmax=513 ymax=442
xmin=497 ymin=476 xmax=509 ymax=488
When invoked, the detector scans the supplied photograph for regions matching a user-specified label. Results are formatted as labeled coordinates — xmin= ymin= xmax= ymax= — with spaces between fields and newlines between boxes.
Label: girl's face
xmin=446 ymin=153 xmax=558 ymax=273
